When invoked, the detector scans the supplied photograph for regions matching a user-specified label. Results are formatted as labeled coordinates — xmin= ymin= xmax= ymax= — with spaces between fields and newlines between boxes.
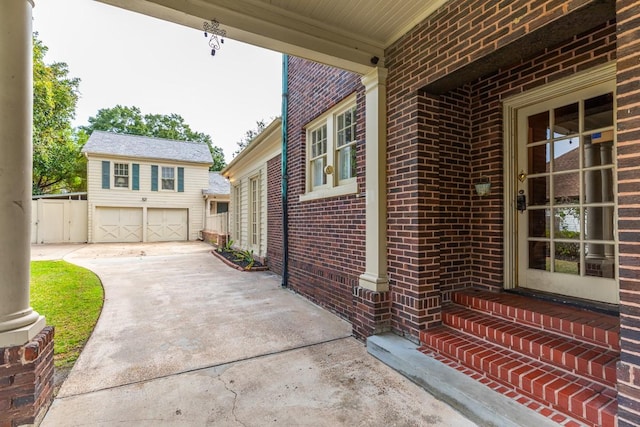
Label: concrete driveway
xmin=38 ymin=242 xmax=475 ymax=426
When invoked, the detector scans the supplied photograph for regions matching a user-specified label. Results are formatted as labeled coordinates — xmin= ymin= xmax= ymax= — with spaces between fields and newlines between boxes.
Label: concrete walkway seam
xmin=55 ymin=334 xmax=354 ymax=400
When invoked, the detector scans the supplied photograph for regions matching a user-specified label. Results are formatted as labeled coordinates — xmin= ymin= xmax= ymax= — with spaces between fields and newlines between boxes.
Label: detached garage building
xmin=82 ymin=131 xmax=213 ymax=243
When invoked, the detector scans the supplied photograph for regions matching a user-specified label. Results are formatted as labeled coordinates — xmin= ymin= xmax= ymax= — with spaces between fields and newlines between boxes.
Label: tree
xmin=82 ymin=105 xmax=147 ymax=136
xmin=233 ymin=119 xmax=268 ymax=157
xmin=32 ymin=34 xmax=84 ymax=194
xmin=209 ymin=145 xmax=227 ymax=172
xmin=82 ymin=105 xmax=226 ymax=171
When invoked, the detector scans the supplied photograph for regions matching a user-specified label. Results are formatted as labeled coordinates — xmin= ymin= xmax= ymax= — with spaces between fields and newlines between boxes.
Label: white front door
xmin=515 ymin=80 xmax=618 ymax=304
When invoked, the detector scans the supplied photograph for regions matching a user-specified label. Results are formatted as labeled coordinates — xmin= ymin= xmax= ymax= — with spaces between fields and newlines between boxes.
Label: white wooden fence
xmin=204 ymin=212 xmax=228 ymax=236
xmin=31 ymin=199 xmax=88 ymax=244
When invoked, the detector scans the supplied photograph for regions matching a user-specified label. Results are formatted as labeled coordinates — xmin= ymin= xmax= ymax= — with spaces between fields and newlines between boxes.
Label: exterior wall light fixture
xmin=204 ymin=19 xmax=226 ymax=56
xmin=475 ymin=177 xmax=491 ymax=197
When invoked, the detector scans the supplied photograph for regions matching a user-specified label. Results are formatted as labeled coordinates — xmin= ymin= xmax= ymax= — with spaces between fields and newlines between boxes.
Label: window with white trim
xmin=310 ymin=126 xmax=328 ymax=189
xmin=336 ymin=106 xmax=357 ymax=180
xmin=249 ymin=176 xmax=260 ymax=246
xmin=233 ymin=184 xmax=241 ymax=241
xmin=161 ymin=166 xmax=175 ymax=190
xmin=113 ymin=163 xmax=129 ymax=188
xmin=301 ymin=95 xmax=358 ymax=201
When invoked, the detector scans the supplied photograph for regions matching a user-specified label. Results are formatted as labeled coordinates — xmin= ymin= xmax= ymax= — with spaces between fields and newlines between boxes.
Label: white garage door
xmin=147 ymin=208 xmax=188 ymax=242
xmin=95 ymin=207 xmax=143 ymax=243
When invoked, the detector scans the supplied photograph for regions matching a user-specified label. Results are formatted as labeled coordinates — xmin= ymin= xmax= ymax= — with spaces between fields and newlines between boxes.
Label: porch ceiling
xmin=97 ymin=0 xmax=449 ymax=74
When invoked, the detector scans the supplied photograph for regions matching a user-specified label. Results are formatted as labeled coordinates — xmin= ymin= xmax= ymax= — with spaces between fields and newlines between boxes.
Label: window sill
xmin=299 ymin=181 xmax=358 ymax=202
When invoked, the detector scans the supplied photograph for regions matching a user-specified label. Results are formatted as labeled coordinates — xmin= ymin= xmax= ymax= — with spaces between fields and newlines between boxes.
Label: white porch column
xmin=0 ymin=0 xmax=46 ymax=346
xmin=359 ymin=67 xmax=389 ymax=292
xmin=585 ymin=141 xmax=604 ymax=259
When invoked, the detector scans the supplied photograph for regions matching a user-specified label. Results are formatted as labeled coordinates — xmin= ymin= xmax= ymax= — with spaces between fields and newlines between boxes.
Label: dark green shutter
xmin=151 ymin=165 xmax=158 ymax=191
xmin=177 ymin=167 xmax=184 ymax=192
xmin=132 ymin=164 xmax=140 ymax=190
xmin=101 ymin=161 xmax=110 ymax=189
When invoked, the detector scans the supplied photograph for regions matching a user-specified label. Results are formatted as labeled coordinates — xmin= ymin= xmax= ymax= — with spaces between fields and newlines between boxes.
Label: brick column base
xmin=201 ymin=231 xmax=227 ymax=248
xmin=352 ymin=287 xmax=391 ymax=339
xmin=0 ymin=326 xmax=54 ymax=427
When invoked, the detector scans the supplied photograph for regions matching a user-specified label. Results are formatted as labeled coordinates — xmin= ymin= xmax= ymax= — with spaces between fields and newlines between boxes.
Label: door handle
xmin=517 ymin=190 xmax=526 ymax=213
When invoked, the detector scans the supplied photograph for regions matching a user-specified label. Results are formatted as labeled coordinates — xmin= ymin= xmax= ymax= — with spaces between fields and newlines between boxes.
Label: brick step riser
xmin=442 ymin=310 xmax=618 ymax=387
xmin=452 ymin=293 xmax=620 ymax=351
xmin=421 ymin=330 xmax=617 ymax=427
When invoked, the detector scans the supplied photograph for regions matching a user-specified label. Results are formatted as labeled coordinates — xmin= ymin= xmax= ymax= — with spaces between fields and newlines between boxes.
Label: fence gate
xmin=31 ymin=199 xmax=88 ymax=244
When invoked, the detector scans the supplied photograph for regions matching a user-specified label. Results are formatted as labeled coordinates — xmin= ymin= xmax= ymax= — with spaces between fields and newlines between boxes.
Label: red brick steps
xmin=419 ymin=289 xmax=620 ymax=427
xmin=452 ymin=289 xmax=620 ymax=351
xmin=441 ymin=304 xmax=619 ymax=386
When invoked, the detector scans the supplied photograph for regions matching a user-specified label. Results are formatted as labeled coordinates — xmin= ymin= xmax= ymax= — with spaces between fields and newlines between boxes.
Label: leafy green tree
xmin=82 ymin=105 xmax=147 ymax=136
xmin=209 ymin=145 xmax=226 ymax=172
xmin=82 ymin=105 xmax=226 ymax=171
xmin=32 ymin=34 xmax=84 ymax=194
xmin=233 ymin=119 xmax=267 ymax=157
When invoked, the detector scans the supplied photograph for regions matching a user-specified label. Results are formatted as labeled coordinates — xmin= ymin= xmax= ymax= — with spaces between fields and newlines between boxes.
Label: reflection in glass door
xmin=517 ymin=82 xmax=618 ymax=303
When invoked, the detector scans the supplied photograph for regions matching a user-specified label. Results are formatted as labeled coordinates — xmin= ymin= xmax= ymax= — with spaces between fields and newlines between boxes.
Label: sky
xmin=32 ymin=0 xmax=283 ymax=162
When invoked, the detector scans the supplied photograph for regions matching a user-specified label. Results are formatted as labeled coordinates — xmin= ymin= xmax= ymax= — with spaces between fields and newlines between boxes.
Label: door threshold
xmin=506 ymin=288 xmax=619 ymax=316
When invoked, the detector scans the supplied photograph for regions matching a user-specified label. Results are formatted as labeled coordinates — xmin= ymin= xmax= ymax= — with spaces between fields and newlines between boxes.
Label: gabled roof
xmin=207 ymin=172 xmax=230 ymax=195
xmin=82 ymin=131 xmax=214 ymax=165
xmin=222 ymin=118 xmax=282 ymax=176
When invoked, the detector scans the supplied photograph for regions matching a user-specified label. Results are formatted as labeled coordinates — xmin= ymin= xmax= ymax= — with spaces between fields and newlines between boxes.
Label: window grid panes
xmin=250 ymin=177 xmax=259 ymax=246
xmin=114 ymin=163 xmax=129 ymax=188
xmin=526 ymin=92 xmax=615 ymax=279
xmin=233 ymin=185 xmax=241 ymax=241
xmin=305 ymin=98 xmax=358 ymax=197
xmin=310 ymin=125 xmax=327 ymax=188
xmin=161 ymin=167 xmax=175 ymax=190
xmin=336 ymin=107 xmax=357 ymax=180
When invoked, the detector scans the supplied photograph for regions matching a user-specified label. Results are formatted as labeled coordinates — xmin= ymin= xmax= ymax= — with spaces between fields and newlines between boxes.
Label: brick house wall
xmin=285 ymin=57 xmax=367 ymax=323
xmin=614 ymin=0 xmax=640 ymax=425
xmin=266 ymin=155 xmax=283 ymax=276
xmin=384 ymin=0 xmax=618 ymax=337
xmin=281 ymin=1 xmax=624 ymax=341
xmin=276 ymin=0 xmax=639 ymax=422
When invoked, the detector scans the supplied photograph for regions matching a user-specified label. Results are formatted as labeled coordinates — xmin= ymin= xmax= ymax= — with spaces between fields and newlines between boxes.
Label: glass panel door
xmin=516 ymin=82 xmax=618 ymax=303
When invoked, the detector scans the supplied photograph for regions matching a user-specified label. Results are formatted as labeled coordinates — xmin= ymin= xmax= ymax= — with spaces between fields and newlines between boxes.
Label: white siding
xmin=223 ymin=120 xmax=281 ymax=260
xmin=86 ymin=156 xmax=209 ymax=243
xmin=228 ymin=164 xmax=269 ymax=258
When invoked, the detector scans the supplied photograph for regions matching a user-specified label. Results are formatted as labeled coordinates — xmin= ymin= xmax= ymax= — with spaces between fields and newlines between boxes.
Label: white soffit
xmin=97 ymin=0 xmax=449 ymax=73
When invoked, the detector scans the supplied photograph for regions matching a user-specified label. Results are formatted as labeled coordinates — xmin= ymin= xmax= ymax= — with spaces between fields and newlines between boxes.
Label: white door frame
xmin=502 ymin=62 xmax=617 ymax=299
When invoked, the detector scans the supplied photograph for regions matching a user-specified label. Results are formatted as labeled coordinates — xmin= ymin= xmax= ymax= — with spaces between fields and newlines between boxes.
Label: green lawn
xmin=545 ymin=258 xmax=579 ymax=275
xmin=30 ymin=261 xmax=104 ymax=369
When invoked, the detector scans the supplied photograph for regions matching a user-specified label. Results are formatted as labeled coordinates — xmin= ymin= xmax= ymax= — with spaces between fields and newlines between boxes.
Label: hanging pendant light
xmin=203 ymin=19 xmax=227 ymax=57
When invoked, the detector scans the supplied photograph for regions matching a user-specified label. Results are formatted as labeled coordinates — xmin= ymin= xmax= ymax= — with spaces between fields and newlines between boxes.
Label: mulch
xmin=210 ymin=249 xmax=268 ymax=271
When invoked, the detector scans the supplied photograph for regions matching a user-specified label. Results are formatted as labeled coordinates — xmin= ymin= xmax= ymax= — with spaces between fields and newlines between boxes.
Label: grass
xmin=545 ymin=258 xmax=580 ymax=275
xmin=30 ymin=261 xmax=104 ymax=369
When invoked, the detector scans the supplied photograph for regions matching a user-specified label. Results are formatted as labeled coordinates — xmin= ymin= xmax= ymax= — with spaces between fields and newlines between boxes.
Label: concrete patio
xmin=36 ymin=241 xmax=475 ymax=426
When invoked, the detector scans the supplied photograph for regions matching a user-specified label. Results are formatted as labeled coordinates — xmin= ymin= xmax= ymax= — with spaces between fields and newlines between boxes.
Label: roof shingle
xmin=82 ymin=131 xmax=214 ymax=164
xmin=207 ymin=172 xmax=230 ymax=195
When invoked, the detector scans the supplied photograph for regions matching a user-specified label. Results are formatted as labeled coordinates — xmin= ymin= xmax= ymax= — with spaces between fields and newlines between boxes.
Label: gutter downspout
xmin=281 ymin=54 xmax=289 ymax=288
